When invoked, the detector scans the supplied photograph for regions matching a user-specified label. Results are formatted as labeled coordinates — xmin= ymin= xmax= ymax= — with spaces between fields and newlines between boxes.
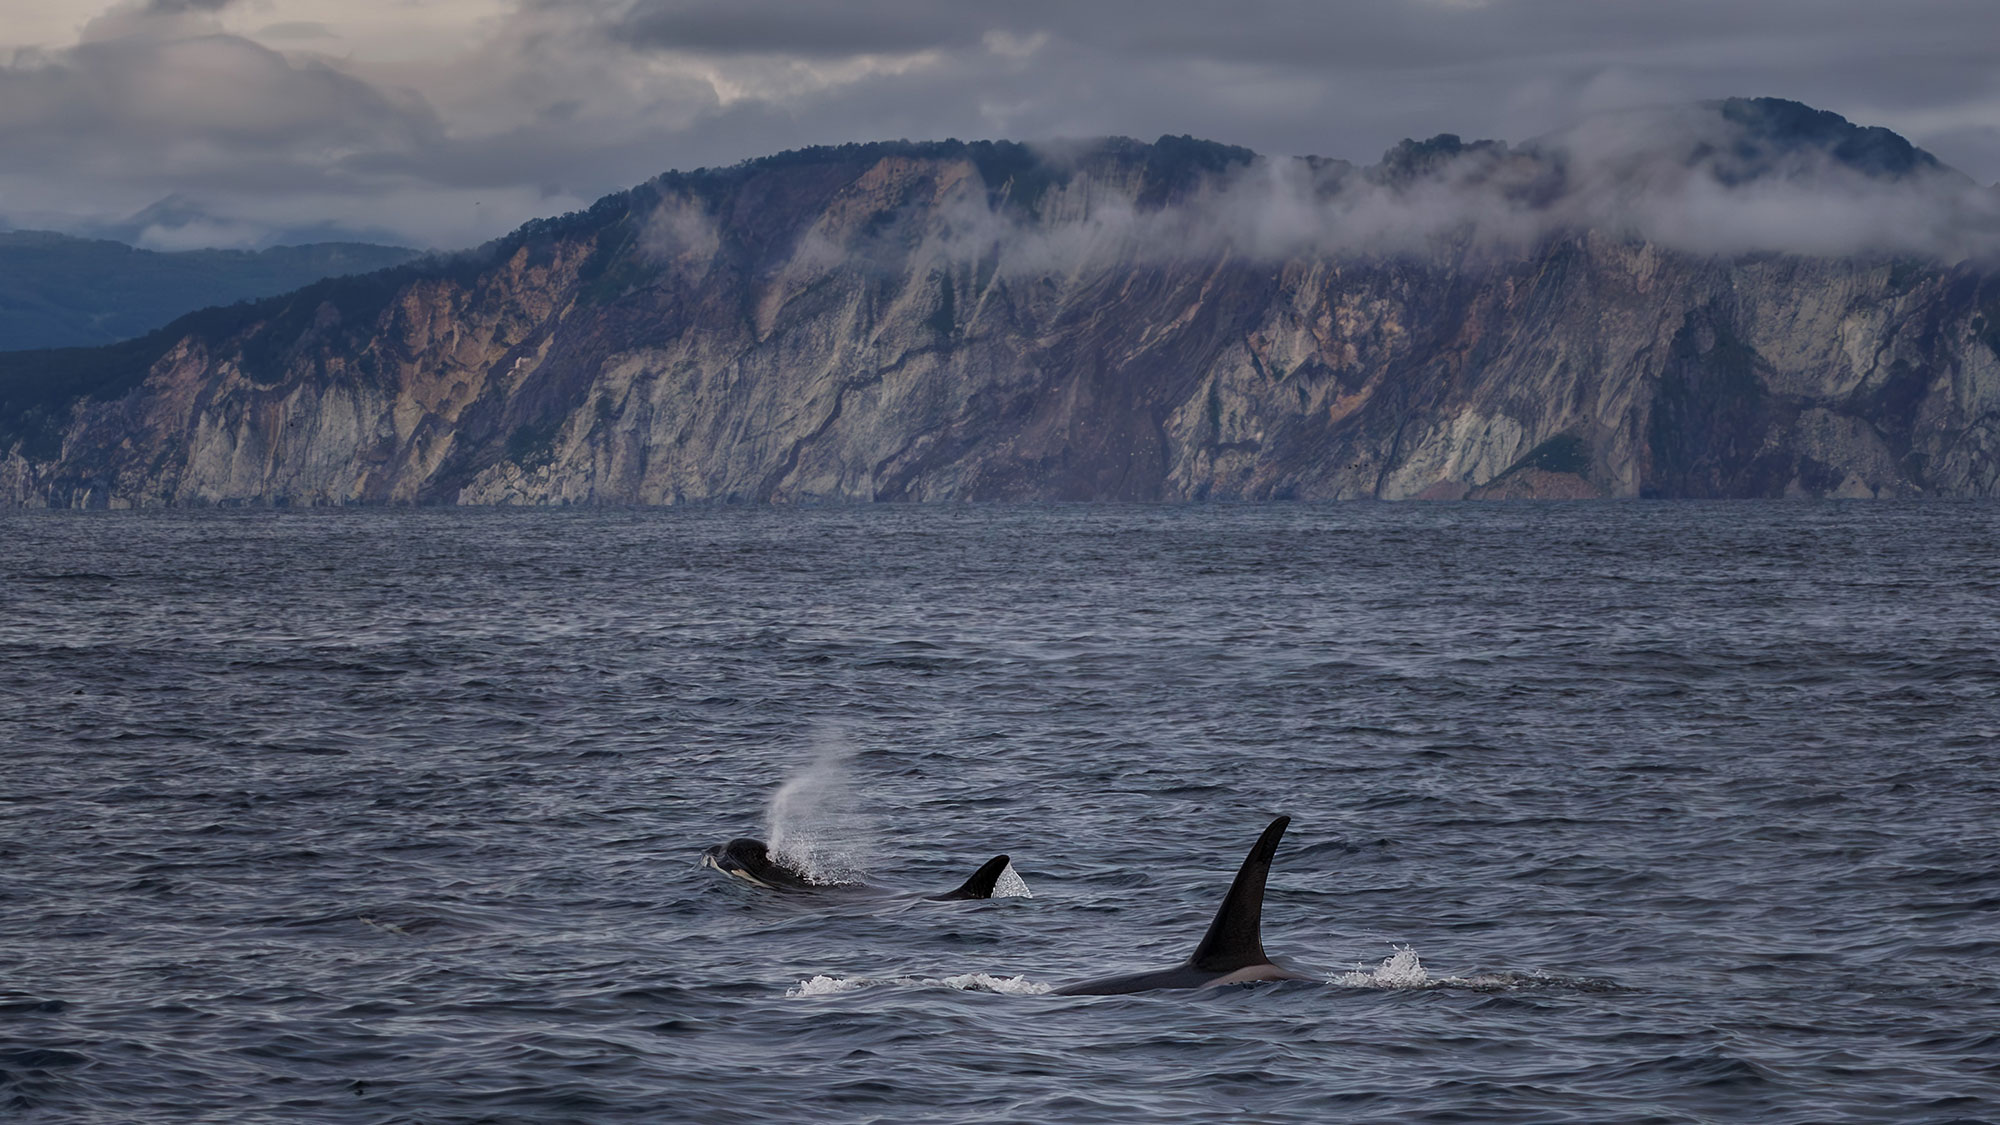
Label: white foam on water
xmin=1333 ymin=945 xmax=1434 ymax=988
xmin=764 ymin=735 xmax=877 ymax=886
xmin=989 ymin=861 xmax=1032 ymax=899
xmin=1328 ymin=947 xmax=1613 ymax=992
xmin=786 ymin=972 xmax=1053 ymax=997
xmin=787 ymin=974 xmax=870 ymax=997
xmin=936 ymin=972 xmax=1052 ymax=994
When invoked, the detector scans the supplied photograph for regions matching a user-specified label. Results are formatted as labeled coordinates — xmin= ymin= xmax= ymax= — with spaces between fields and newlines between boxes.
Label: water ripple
xmin=3 ymin=502 xmax=1998 ymax=1122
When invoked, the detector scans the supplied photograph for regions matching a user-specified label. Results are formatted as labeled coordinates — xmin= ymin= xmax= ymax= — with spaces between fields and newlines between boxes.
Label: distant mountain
xmin=0 ymin=232 xmax=422 ymax=351
xmin=4 ymin=98 xmax=2000 ymax=506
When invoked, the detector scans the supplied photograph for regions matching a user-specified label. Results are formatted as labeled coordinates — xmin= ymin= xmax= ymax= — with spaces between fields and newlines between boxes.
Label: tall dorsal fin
xmin=1185 ymin=816 xmax=1289 ymax=972
xmin=928 ymin=854 xmax=1012 ymax=901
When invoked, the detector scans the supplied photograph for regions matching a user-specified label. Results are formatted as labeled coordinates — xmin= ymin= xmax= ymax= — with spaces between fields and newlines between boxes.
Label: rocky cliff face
xmin=6 ymin=102 xmax=2000 ymax=506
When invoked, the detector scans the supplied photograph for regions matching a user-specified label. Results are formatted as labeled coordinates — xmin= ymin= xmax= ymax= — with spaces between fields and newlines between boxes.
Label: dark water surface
xmin=3 ymin=503 xmax=1998 ymax=1123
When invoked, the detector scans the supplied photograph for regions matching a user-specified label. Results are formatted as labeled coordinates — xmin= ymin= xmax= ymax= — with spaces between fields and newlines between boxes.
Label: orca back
xmin=1053 ymin=815 xmax=1303 ymax=995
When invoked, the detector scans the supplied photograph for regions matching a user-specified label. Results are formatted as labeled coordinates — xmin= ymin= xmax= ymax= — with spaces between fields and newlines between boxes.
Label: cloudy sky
xmin=4 ymin=0 xmax=1996 ymax=249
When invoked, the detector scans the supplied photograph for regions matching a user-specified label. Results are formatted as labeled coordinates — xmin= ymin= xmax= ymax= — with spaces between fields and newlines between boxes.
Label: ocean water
xmin=3 ymin=502 xmax=1997 ymax=1124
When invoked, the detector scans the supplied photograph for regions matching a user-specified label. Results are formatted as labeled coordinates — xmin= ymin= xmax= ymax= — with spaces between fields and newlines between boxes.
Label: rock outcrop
xmin=5 ymin=101 xmax=2000 ymax=506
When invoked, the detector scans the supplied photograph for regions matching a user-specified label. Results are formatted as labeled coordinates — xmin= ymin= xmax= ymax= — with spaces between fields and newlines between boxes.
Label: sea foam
xmin=786 ymin=972 xmax=1052 ymax=997
xmin=1333 ymin=945 xmax=1433 ymax=988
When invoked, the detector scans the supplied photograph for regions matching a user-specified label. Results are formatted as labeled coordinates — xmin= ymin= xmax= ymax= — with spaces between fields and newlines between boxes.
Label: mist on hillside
xmin=643 ymin=99 xmax=2000 ymax=277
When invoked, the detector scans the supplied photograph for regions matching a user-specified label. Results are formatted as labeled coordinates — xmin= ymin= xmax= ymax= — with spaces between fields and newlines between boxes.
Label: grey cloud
xmin=144 ymin=0 xmax=240 ymax=12
xmin=571 ymin=0 xmax=1999 ymax=77
xmin=599 ymin=0 xmax=993 ymax=57
xmin=0 ymin=34 xmax=441 ymax=172
xmin=546 ymin=0 xmax=2000 ymax=179
xmin=257 ymin=22 xmax=339 ymax=43
xmin=0 ymin=22 xmax=453 ymax=245
xmin=5 ymin=0 xmax=1999 ymax=250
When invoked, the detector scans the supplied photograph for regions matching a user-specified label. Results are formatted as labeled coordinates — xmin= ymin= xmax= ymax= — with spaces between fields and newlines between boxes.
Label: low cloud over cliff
xmin=858 ymin=100 xmax=2000 ymax=273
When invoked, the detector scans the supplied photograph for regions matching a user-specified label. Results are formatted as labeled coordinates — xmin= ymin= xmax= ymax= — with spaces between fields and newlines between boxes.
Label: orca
xmin=700 ymin=837 xmax=1016 ymax=901
xmin=1054 ymin=815 xmax=1315 ymax=994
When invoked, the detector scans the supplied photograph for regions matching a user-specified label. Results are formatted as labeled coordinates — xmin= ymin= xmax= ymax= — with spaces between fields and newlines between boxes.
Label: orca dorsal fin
xmin=1186 ymin=816 xmax=1290 ymax=972
xmin=928 ymin=854 xmax=1012 ymax=900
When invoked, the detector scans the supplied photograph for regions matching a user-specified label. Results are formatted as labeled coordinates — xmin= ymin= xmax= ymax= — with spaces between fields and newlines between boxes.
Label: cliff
xmin=5 ymin=100 xmax=2000 ymax=506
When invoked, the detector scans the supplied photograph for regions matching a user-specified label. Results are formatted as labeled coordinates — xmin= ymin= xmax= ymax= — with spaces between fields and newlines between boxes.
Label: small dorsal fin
xmin=928 ymin=854 xmax=1012 ymax=900
xmin=1185 ymin=816 xmax=1290 ymax=972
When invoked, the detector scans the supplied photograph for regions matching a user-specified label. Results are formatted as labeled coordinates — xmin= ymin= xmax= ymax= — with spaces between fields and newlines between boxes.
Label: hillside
xmin=0 ymin=232 xmax=422 ymax=351
xmin=4 ymin=99 xmax=1999 ymax=506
